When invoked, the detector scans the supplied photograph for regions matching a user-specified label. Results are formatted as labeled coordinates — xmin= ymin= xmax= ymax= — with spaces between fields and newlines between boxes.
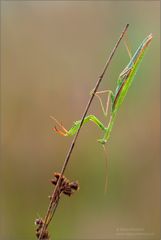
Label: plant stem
xmin=38 ymin=23 xmax=129 ymax=240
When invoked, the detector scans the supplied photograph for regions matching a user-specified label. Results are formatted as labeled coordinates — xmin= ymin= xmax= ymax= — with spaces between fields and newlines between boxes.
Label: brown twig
xmin=38 ymin=23 xmax=129 ymax=240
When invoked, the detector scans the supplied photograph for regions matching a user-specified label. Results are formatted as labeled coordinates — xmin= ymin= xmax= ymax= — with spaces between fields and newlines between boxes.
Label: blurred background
xmin=1 ymin=1 xmax=160 ymax=240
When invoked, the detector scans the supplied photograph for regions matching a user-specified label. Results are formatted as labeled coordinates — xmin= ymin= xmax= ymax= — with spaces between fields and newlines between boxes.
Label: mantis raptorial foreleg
xmin=51 ymin=115 xmax=107 ymax=137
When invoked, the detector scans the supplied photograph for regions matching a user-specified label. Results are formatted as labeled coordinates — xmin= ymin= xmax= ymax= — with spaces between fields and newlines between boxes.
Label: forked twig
xmin=38 ymin=23 xmax=129 ymax=240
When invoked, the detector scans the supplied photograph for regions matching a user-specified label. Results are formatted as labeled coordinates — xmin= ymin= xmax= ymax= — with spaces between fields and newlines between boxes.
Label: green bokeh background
xmin=1 ymin=1 xmax=160 ymax=240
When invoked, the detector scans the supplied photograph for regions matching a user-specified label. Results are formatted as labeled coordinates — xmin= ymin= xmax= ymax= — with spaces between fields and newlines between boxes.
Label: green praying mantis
xmin=51 ymin=34 xmax=152 ymax=146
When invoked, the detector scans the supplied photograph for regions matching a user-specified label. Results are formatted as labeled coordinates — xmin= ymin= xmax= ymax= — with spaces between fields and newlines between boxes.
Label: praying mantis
xmin=51 ymin=34 xmax=152 ymax=146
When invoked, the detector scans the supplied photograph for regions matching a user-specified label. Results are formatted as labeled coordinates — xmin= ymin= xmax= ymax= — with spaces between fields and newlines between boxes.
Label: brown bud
xmin=69 ymin=181 xmax=79 ymax=191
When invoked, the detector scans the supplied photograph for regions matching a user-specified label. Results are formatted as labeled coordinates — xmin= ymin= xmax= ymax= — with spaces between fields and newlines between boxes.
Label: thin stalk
xmin=38 ymin=23 xmax=129 ymax=240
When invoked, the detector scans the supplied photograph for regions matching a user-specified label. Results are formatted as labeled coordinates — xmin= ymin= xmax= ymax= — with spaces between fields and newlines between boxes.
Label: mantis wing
xmin=112 ymin=34 xmax=152 ymax=114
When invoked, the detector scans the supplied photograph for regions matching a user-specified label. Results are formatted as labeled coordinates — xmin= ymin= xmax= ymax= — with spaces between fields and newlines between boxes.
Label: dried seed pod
xmin=69 ymin=181 xmax=79 ymax=191
xmin=51 ymin=172 xmax=79 ymax=196
xmin=35 ymin=218 xmax=50 ymax=240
